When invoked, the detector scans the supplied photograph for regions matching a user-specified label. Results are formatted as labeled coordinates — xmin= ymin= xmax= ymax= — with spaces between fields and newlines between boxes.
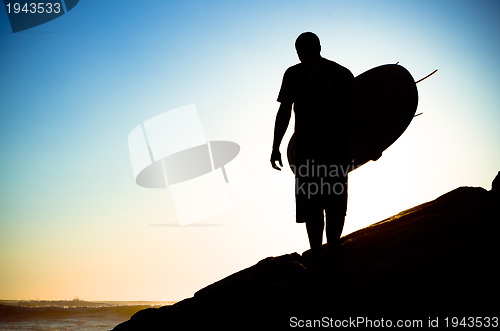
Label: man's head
xmin=295 ymin=32 xmax=321 ymax=63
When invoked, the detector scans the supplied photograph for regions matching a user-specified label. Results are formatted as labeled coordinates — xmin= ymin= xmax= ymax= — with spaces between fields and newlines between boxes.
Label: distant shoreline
xmin=0 ymin=299 xmax=177 ymax=307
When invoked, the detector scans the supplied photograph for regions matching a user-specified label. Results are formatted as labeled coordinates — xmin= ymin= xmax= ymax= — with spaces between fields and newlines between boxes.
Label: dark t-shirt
xmin=278 ymin=58 xmax=354 ymax=163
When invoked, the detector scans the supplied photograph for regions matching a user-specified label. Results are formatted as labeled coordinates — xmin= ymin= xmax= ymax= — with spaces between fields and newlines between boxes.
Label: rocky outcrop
xmin=114 ymin=174 xmax=499 ymax=330
xmin=492 ymin=171 xmax=500 ymax=194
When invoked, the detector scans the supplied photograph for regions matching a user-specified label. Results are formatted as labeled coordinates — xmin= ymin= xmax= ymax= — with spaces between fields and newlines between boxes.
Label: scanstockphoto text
xmin=289 ymin=315 xmax=499 ymax=328
xmin=290 ymin=316 xmax=424 ymax=328
xmin=292 ymin=159 xmax=356 ymax=198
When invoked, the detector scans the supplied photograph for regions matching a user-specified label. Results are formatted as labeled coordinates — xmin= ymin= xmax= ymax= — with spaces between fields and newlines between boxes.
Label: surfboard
xmin=287 ymin=64 xmax=418 ymax=172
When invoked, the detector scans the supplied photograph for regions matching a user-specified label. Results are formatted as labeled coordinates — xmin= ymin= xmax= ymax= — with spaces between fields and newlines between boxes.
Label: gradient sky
xmin=1 ymin=0 xmax=499 ymax=301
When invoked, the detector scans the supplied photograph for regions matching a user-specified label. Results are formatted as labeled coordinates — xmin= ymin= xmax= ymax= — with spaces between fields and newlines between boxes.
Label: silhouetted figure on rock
xmin=271 ymin=32 xmax=354 ymax=267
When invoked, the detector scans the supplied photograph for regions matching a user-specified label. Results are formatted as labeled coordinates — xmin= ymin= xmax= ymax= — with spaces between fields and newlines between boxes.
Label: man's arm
xmin=270 ymin=101 xmax=292 ymax=170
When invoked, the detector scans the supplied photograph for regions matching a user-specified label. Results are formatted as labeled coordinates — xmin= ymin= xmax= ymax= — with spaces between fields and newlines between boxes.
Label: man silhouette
xmin=271 ymin=32 xmax=354 ymax=267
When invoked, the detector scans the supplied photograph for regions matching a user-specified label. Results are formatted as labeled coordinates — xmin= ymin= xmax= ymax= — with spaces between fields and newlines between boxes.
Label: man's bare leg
xmin=325 ymin=213 xmax=345 ymax=264
xmin=306 ymin=218 xmax=324 ymax=268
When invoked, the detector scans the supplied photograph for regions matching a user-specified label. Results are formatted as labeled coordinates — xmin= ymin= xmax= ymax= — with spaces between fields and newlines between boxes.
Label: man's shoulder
xmin=283 ymin=59 xmax=353 ymax=79
xmin=284 ymin=63 xmax=303 ymax=74
xmin=281 ymin=63 xmax=306 ymax=83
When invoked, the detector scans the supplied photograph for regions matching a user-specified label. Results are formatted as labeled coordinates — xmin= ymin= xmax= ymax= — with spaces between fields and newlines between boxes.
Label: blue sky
xmin=0 ymin=0 xmax=499 ymax=300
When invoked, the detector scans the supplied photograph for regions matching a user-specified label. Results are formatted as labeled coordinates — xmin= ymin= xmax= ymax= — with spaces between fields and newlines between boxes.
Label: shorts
xmin=294 ymin=158 xmax=348 ymax=223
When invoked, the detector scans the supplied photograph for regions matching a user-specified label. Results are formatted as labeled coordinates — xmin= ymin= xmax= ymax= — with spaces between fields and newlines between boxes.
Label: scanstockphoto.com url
xmin=289 ymin=316 xmax=499 ymax=328
xmin=290 ymin=316 xmax=424 ymax=328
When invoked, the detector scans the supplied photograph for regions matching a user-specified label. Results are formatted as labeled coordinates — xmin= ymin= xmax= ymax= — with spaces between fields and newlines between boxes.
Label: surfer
xmin=270 ymin=32 xmax=354 ymax=267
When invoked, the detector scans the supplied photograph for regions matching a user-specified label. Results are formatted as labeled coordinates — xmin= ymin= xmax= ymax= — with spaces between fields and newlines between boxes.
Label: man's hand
xmin=271 ymin=102 xmax=291 ymax=171
xmin=270 ymin=149 xmax=283 ymax=170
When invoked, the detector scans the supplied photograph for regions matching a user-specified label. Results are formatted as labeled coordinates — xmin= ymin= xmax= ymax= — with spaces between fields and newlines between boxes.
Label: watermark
xmin=290 ymin=316 xmax=423 ymax=328
xmin=128 ymin=104 xmax=245 ymax=226
xmin=292 ymin=159 xmax=356 ymax=198
xmin=296 ymin=177 xmax=347 ymax=197
xmin=3 ymin=0 xmax=79 ymax=33
xmin=291 ymin=159 xmax=355 ymax=179
xmin=289 ymin=316 xmax=499 ymax=328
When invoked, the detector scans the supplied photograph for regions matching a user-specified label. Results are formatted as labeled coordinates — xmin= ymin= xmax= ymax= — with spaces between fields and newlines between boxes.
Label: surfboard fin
xmin=415 ymin=69 xmax=438 ymax=84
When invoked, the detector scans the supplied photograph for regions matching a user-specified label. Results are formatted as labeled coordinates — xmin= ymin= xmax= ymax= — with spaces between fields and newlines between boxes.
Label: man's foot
xmin=325 ymin=243 xmax=341 ymax=268
xmin=303 ymin=246 xmax=328 ymax=273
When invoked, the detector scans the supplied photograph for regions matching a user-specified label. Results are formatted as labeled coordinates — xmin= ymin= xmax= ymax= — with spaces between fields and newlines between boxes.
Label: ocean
xmin=0 ymin=299 xmax=174 ymax=330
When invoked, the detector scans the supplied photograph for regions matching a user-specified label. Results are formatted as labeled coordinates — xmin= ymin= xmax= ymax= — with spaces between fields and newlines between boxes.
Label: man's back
xmin=278 ymin=57 xmax=354 ymax=161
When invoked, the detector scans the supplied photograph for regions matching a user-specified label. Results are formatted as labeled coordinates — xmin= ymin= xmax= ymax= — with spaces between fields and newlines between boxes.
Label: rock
xmin=113 ymin=179 xmax=499 ymax=330
xmin=492 ymin=171 xmax=500 ymax=195
xmin=193 ymin=253 xmax=307 ymax=304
